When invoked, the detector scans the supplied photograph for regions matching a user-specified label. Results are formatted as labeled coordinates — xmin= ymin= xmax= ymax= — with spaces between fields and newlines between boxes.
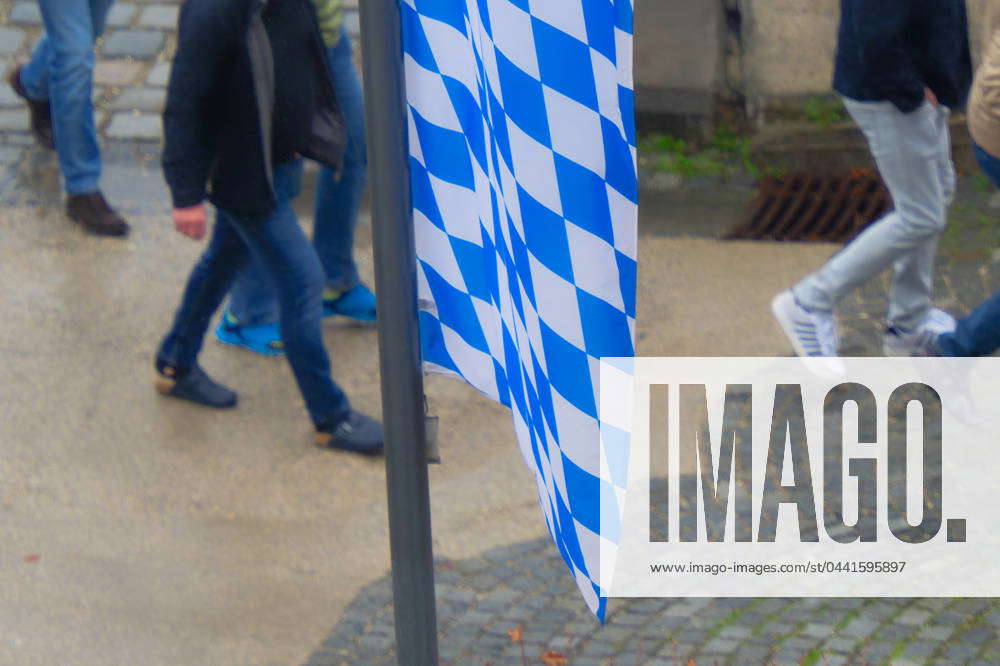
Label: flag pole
xmin=357 ymin=0 xmax=440 ymax=663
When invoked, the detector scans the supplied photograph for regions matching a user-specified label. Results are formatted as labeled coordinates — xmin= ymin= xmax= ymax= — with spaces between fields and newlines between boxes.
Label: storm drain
xmin=726 ymin=170 xmax=892 ymax=242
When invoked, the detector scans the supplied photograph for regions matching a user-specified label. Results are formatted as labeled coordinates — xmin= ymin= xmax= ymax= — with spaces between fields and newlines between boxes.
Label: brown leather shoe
xmin=66 ymin=191 xmax=130 ymax=237
xmin=8 ymin=66 xmax=54 ymax=150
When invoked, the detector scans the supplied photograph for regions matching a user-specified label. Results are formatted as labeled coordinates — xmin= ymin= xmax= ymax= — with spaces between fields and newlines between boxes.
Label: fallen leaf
xmin=541 ymin=652 xmax=568 ymax=666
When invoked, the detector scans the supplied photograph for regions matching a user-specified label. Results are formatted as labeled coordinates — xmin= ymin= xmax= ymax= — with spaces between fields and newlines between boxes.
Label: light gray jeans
xmin=794 ymin=97 xmax=955 ymax=332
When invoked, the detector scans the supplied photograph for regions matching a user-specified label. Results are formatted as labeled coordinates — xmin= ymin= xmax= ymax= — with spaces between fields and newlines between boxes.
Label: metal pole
xmin=357 ymin=0 xmax=440 ymax=664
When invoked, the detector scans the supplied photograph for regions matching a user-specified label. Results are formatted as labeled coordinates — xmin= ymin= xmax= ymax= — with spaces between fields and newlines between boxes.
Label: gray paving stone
xmin=921 ymin=624 xmax=954 ymax=641
xmin=0 ymin=27 xmax=26 ymax=55
xmin=94 ymin=60 xmax=143 ymax=86
xmin=102 ymin=30 xmax=164 ymax=59
xmin=146 ymin=62 xmax=171 ymax=87
xmin=0 ymin=82 xmax=20 ymax=107
xmin=4 ymin=132 xmax=32 ymax=146
xmin=0 ymin=108 xmax=28 ymax=131
xmin=138 ymin=5 xmax=179 ymax=29
xmin=9 ymin=3 xmax=41 ymax=26
xmin=106 ymin=3 xmax=138 ymax=28
xmin=701 ymin=637 xmax=739 ymax=654
xmin=109 ymin=87 xmax=165 ymax=112
xmin=106 ymin=112 xmax=160 ymax=140
xmin=840 ymin=616 xmax=880 ymax=638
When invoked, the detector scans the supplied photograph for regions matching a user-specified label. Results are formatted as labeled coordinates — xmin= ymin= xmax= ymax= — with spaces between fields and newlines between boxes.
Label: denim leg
xmin=937 ymin=290 xmax=1000 ymax=356
xmin=226 ymin=29 xmax=368 ymax=325
xmin=226 ymin=162 xmax=304 ymax=325
xmin=936 ymin=143 xmax=1000 ymax=357
xmin=312 ymin=26 xmax=367 ymax=292
xmin=20 ymin=0 xmax=113 ymax=194
xmin=234 ymin=167 xmax=352 ymax=428
xmin=158 ymin=212 xmax=252 ymax=370
xmin=795 ymin=100 xmax=949 ymax=328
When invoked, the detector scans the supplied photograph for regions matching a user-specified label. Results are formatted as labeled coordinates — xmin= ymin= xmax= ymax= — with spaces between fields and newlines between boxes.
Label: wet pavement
xmin=4 ymin=5 xmax=1000 ymax=665
xmin=4 ymin=133 xmax=1000 ymax=665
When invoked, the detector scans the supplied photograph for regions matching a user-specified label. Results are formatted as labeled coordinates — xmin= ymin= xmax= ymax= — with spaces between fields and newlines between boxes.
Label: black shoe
xmin=155 ymin=364 xmax=238 ymax=409
xmin=9 ymin=66 xmax=54 ymax=150
xmin=66 ymin=191 xmax=130 ymax=237
xmin=315 ymin=410 xmax=384 ymax=455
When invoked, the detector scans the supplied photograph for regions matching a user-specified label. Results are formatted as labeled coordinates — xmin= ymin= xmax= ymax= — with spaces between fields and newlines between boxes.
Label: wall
xmin=634 ymin=0 xmax=992 ymax=129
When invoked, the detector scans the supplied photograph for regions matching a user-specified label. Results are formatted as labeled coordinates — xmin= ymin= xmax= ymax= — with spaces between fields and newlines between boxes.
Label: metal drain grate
xmin=726 ymin=169 xmax=892 ymax=242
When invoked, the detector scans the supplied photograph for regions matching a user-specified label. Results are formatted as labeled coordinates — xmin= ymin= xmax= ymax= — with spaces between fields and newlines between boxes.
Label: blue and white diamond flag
xmin=402 ymin=0 xmax=637 ymax=619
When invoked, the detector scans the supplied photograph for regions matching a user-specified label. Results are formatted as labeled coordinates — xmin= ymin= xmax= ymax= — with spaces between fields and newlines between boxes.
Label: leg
xmin=886 ymin=104 xmax=956 ymax=331
xmin=23 ymin=0 xmax=114 ymax=194
xmin=158 ymin=211 xmax=251 ymax=371
xmin=795 ymin=100 xmax=950 ymax=314
xmin=233 ymin=163 xmax=351 ymax=429
xmin=937 ymin=290 xmax=1000 ymax=356
xmin=20 ymin=0 xmax=114 ymax=100
xmin=313 ymin=27 xmax=368 ymax=294
xmin=935 ymin=143 xmax=1000 ymax=357
xmin=226 ymin=264 xmax=280 ymax=327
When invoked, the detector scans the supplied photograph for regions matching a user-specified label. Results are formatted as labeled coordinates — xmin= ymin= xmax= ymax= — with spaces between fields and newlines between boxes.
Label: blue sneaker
xmin=323 ymin=284 xmax=377 ymax=323
xmin=214 ymin=311 xmax=285 ymax=357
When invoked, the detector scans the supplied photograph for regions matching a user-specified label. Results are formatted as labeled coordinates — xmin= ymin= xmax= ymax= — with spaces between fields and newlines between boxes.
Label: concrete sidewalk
xmin=0 ymin=150 xmax=846 ymax=665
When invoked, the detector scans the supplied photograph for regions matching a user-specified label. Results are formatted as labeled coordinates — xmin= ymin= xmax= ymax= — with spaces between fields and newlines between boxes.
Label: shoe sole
xmin=215 ymin=326 xmax=285 ymax=357
xmin=154 ymin=376 xmax=176 ymax=395
xmin=314 ymin=431 xmax=384 ymax=456
xmin=154 ymin=376 xmax=238 ymax=409
xmin=322 ymin=305 xmax=377 ymax=325
xmin=67 ymin=211 xmax=129 ymax=237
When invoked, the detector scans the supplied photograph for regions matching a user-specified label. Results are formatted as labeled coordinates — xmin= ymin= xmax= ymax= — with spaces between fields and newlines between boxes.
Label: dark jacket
xmin=162 ymin=0 xmax=345 ymax=221
xmin=833 ymin=0 xmax=972 ymax=113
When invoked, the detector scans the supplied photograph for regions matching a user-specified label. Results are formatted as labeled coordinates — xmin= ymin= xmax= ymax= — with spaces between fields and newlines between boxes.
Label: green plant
xmin=972 ymin=170 xmax=994 ymax=194
xmin=803 ymin=96 xmax=848 ymax=128
xmin=639 ymin=124 xmax=765 ymax=181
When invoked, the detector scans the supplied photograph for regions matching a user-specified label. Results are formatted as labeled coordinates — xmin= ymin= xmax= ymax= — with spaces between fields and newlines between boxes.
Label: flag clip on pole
xmin=425 ymin=398 xmax=441 ymax=464
xmin=357 ymin=0 xmax=440 ymax=664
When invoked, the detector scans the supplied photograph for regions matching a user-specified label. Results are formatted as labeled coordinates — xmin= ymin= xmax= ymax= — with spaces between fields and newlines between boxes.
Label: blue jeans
xmin=937 ymin=144 xmax=1000 ymax=356
xmin=20 ymin=0 xmax=113 ymax=194
xmin=227 ymin=27 xmax=368 ymax=325
xmin=157 ymin=161 xmax=351 ymax=429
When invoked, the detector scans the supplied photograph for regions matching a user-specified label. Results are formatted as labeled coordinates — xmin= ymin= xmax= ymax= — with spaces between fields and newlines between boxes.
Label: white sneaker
xmin=771 ymin=290 xmax=840 ymax=357
xmin=883 ymin=308 xmax=956 ymax=357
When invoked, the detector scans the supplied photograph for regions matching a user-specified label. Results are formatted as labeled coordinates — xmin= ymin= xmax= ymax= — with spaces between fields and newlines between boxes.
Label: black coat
xmin=833 ymin=0 xmax=972 ymax=113
xmin=162 ymin=0 xmax=346 ymax=221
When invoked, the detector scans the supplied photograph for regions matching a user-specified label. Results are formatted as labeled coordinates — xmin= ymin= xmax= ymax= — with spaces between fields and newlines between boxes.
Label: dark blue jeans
xmin=157 ymin=161 xmax=350 ymax=428
xmin=937 ymin=143 xmax=1000 ymax=356
xmin=227 ymin=27 xmax=368 ymax=325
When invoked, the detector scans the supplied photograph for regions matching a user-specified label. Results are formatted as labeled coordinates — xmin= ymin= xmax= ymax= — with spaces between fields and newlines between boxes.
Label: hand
xmin=925 ymin=87 xmax=939 ymax=107
xmin=173 ymin=203 xmax=207 ymax=240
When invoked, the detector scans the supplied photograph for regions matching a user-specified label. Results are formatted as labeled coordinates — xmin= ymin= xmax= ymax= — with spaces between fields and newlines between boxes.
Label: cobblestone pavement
xmin=307 ymin=537 xmax=1000 ymax=666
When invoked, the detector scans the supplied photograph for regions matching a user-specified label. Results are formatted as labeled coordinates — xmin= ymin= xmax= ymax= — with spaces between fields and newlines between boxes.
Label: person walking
xmin=9 ymin=0 xmax=129 ymax=236
xmin=214 ymin=0 xmax=376 ymax=356
xmin=154 ymin=0 xmax=383 ymax=455
xmin=914 ymin=0 xmax=1000 ymax=357
xmin=772 ymin=0 xmax=972 ymax=357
